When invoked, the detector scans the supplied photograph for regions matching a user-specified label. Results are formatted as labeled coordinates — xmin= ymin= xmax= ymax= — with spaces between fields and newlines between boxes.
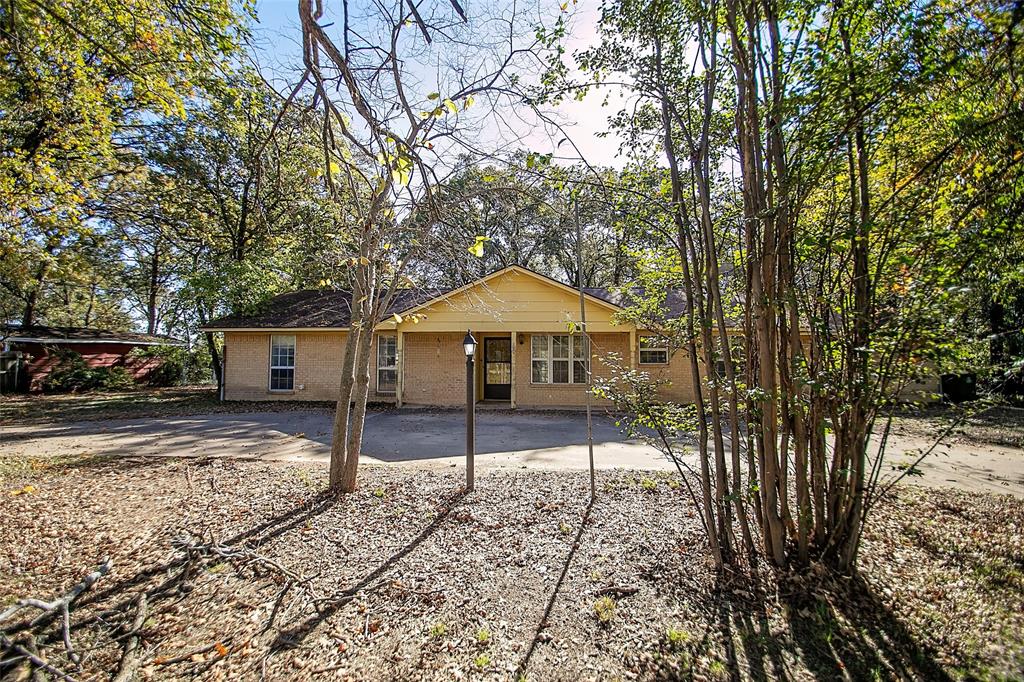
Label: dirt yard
xmin=1 ymin=456 xmax=1021 ymax=681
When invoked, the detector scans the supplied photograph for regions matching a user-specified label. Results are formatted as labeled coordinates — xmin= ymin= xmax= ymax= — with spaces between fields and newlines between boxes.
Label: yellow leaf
xmin=393 ymin=313 xmax=403 ymax=324
xmin=359 ymin=256 xmax=370 ymax=265
xmin=9 ymin=485 xmax=36 ymax=496
xmin=463 ymin=95 xmax=475 ymax=110
xmin=443 ymin=98 xmax=458 ymax=115
xmin=467 ymin=235 xmax=490 ymax=257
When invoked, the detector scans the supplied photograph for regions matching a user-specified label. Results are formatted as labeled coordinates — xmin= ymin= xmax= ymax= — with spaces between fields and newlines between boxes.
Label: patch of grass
xmin=593 ymin=596 xmax=616 ymax=625
xmin=428 ymin=622 xmax=447 ymax=639
xmin=558 ymin=521 xmax=573 ymax=535
xmin=971 ymin=557 xmax=1024 ymax=591
xmin=665 ymin=626 xmax=691 ymax=651
xmin=292 ymin=468 xmax=318 ymax=490
xmin=473 ymin=653 xmax=491 ymax=669
xmin=373 ymin=487 xmax=387 ymax=499
xmin=640 ymin=476 xmax=658 ymax=492
xmin=0 ymin=387 xmax=222 ymax=425
xmin=476 ymin=627 xmax=491 ymax=645
xmin=0 ymin=453 xmax=115 ymax=485
xmin=706 ymin=659 xmax=728 ymax=680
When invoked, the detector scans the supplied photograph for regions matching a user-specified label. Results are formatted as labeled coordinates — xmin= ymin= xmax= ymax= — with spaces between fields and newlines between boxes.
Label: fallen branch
xmin=595 ymin=585 xmax=639 ymax=598
xmin=0 ymin=634 xmax=78 ymax=682
xmin=152 ymin=637 xmax=233 ymax=667
xmin=0 ymin=558 xmax=113 ymax=627
xmin=111 ymin=594 xmax=148 ymax=682
xmin=0 ymin=558 xmax=112 ymax=673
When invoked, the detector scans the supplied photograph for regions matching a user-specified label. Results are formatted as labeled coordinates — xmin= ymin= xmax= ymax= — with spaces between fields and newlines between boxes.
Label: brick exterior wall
xmin=638 ymin=346 xmax=702 ymax=405
xmin=223 ymin=331 xmax=397 ymax=403
xmin=400 ymin=332 xmax=465 ymax=406
xmin=222 ymin=330 xmax=702 ymax=406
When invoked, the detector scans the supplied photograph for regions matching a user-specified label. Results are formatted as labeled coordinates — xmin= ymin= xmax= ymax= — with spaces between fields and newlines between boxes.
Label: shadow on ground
xmin=2 ymin=408 xmax=663 ymax=465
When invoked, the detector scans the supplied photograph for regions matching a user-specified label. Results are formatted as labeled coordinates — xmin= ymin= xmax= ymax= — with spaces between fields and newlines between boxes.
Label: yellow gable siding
xmin=394 ymin=268 xmax=621 ymax=333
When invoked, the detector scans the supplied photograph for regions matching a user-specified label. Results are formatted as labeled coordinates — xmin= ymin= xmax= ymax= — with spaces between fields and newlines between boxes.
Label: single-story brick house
xmin=0 ymin=325 xmax=184 ymax=392
xmin=202 ymin=266 xmax=708 ymax=408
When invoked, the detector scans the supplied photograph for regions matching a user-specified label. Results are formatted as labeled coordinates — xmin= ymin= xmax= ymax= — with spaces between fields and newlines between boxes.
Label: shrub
xmin=42 ymin=351 xmax=135 ymax=393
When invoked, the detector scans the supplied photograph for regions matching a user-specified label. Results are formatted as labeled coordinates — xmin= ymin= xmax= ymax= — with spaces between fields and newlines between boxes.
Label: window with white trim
xmin=377 ymin=335 xmax=397 ymax=394
xmin=639 ymin=336 xmax=669 ymax=364
xmin=531 ymin=334 xmax=589 ymax=384
xmin=269 ymin=335 xmax=295 ymax=391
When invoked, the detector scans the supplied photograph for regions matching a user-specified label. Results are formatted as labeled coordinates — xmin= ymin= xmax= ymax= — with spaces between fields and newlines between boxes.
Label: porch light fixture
xmin=464 ymin=329 xmax=476 ymax=491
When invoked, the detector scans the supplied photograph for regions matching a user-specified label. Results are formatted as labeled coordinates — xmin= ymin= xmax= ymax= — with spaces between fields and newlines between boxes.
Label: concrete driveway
xmin=0 ymin=408 xmax=676 ymax=472
xmin=3 ymin=408 xmax=1022 ymax=496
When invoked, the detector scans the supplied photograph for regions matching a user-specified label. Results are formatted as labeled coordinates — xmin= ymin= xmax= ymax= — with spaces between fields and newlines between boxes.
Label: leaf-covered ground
xmin=894 ymin=404 xmax=1024 ymax=450
xmin=0 ymin=456 xmax=1021 ymax=681
xmin=0 ymin=387 xmax=343 ymax=426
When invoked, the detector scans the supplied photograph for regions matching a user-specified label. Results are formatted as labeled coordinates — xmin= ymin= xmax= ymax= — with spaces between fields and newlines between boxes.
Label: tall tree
xmin=566 ymin=0 xmax=1024 ymax=573
xmin=298 ymin=0 xmax=553 ymax=491
xmin=0 ymin=0 xmax=247 ymax=326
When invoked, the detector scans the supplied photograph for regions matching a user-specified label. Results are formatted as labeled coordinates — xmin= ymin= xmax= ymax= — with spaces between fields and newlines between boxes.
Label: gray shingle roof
xmin=1 ymin=325 xmax=184 ymax=346
xmin=202 ymin=267 xmax=694 ymax=330
xmin=202 ymin=288 xmax=448 ymax=329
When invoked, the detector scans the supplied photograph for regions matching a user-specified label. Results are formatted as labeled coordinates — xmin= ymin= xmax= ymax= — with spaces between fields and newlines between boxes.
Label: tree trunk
xmin=204 ymin=331 xmax=222 ymax=392
xmin=329 ymin=275 xmax=363 ymax=489
xmin=341 ymin=267 xmax=376 ymax=492
xmin=147 ymin=240 xmax=161 ymax=335
xmin=655 ymin=38 xmax=725 ymax=567
xmin=21 ymin=261 xmax=49 ymax=327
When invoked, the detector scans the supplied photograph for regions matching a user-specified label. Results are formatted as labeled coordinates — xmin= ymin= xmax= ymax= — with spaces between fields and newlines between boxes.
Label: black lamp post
xmin=463 ymin=329 xmax=477 ymax=491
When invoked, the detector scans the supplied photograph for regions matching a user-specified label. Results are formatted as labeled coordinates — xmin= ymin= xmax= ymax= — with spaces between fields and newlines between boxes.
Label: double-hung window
xmin=269 ymin=335 xmax=296 ymax=391
xmin=377 ymin=335 xmax=397 ymax=394
xmin=531 ymin=334 xmax=589 ymax=384
xmin=639 ymin=336 xmax=669 ymax=365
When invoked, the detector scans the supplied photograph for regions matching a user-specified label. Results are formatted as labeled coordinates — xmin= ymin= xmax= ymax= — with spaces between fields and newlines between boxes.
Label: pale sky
xmin=248 ymin=0 xmax=630 ymax=169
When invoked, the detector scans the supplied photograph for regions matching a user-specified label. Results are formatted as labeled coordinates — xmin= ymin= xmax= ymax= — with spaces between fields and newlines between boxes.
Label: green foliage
xmin=475 ymin=627 xmax=491 ymax=644
xmin=428 ymin=622 xmax=447 ymax=639
xmin=0 ymin=0 xmax=248 ymax=326
xmin=665 ymin=627 xmax=691 ymax=651
xmin=426 ymin=157 xmax=646 ymax=288
xmin=128 ymin=346 xmax=211 ymax=386
xmin=41 ymin=351 xmax=135 ymax=393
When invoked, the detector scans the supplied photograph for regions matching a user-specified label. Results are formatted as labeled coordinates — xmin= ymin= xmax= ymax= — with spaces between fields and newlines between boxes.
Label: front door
xmin=483 ymin=337 xmax=512 ymax=400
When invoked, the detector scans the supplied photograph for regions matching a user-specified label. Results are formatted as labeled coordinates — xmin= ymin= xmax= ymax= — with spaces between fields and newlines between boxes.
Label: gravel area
xmin=1 ymin=456 xmax=1022 ymax=680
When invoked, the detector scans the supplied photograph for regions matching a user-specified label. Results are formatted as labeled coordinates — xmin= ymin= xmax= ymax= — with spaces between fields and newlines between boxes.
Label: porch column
xmin=510 ymin=330 xmax=517 ymax=408
xmin=396 ymin=329 xmax=405 ymax=407
xmin=629 ymin=328 xmax=637 ymax=368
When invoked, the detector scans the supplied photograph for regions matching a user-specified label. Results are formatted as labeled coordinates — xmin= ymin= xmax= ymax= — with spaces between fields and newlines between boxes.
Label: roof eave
xmin=7 ymin=337 xmax=185 ymax=346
